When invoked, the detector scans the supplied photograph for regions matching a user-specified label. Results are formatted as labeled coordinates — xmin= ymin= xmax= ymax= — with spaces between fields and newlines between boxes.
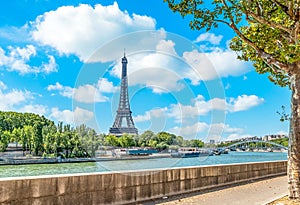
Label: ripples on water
xmin=0 ymin=152 xmax=287 ymax=178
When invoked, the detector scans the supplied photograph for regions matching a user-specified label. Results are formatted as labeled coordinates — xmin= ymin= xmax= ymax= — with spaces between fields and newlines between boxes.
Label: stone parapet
xmin=0 ymin=160 xmax=287 ymax=205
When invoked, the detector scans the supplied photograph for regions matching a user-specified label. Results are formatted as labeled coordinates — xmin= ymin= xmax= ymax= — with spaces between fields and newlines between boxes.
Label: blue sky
xmin=0 ymin=0 xmax=290 ymax=142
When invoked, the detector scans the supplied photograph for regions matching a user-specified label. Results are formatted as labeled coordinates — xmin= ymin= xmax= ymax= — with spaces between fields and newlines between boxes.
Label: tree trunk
xmin=288 ymin=66 xmax=300 ymax=199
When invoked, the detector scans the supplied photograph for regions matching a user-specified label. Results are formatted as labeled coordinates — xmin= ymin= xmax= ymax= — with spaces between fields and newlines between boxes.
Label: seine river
xmin=0 ymin=152 xmax=287 ymax=178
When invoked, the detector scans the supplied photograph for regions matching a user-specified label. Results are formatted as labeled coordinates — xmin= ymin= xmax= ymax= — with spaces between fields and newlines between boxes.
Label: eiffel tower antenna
xmin=109 ymin=53 xmax=138 ymax=136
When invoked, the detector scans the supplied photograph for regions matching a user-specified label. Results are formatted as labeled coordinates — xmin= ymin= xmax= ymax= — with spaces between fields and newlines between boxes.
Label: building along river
xmin=0 ymin=152 xmax=287 ymax=178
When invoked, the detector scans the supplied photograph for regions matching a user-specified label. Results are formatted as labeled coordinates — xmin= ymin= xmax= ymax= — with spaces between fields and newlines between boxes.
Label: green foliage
xmin=164 ymin=0 xmax=300 ymax=86
xmin=0 ymin=111 xmax=91 ymax=158
xmin=138 ymin=130 xmax=156 ymax=147
xmin=0 ymin=130 xmax=10 ymax=152
xmin=118 ymin=134 xmax=135 ymax=148
xmin=104 ymin=135 xmax=120 ymax=147
xmin=277 ymin=105 xmax=290 ymax=122
xmin=271 ymin=137 xmax=289 ymax=147
xmin=0 ymin=111 xmax=54 ymax=132
xmin=102 ymin=130 xmax=205 ymax=151
xmin=190 ymin=139 xmax=204 ymax=147
xmin=76 ymin=124 xmax=104 ymax=157
xmin=182 ymin=139 xmax=192 ymax=147
xmin=217 ymin=141 xmax=235 ymax=148
xmin=0 ymin=111 xmax=206 ymax=156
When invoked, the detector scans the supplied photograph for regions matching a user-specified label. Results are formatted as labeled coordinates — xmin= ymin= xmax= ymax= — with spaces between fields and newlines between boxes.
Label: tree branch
xmin=294 ymin=20 xmax=300 ymax=43
xmin=246 ymin=10 xmax=292 ymax=35
xmin=221 ymin=0 xmax=290 ymax=74
xmin=273 ymin=0 xmax=291 ymax=18
xmin=215 ymin=19 xmax=231 ymax=27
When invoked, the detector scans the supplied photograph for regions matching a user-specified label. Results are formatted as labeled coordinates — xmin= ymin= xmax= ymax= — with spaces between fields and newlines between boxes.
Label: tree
xmin=182 ymin=139 xmax=192 ymax=147
xmin=157 ymin=131 xmax=176 ymax=145
xmin=23 ymin=125 xmax=34 ymax=155
xmin=164 ymin=0 xmax=299 ymax=198
xmin=12 ymin=128 xmax=28 ymax=155
xmin=190 ymin=139 xmax=204 ymax=148
xmin=173 ymin=136 xmax=184 ymax=146
xmin=118 ymin=134 xmax=135 ymax=148
xmin=42 ymin=124 xmax=57 ymax=155
xmin=104 ymin=135 xmax=120 ymax=147
xmin=80 ymin=128 xmax=100 ymax=157
xmin=0 ymin=130 xmax=10 ymax=152
xmin=138 ymin=130 xmax=156 ymax=147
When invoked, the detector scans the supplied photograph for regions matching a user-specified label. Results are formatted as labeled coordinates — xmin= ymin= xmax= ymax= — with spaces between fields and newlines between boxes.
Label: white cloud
xmin=47 ymin=82 xmax=74 ymax=98
xmin=111 ymin=45 xmax=186 ymax=93
xmin=167 ymin=95 xmax=227 ymax=123
xmin=110 ymin=41 xmax=252 ymax=90
xmin=208 ymin=123 xmax=243 ymax=137
xmin=134 ymin=113 xmax=151 ymax=123
xmin=226 ymin=133 xmax=254 ymax=141
xmin=0 ymin=81 xmax=7 ymax=90
xmin=0 ymin=82 xmax=47 ymax=115
xmin=228 ymin=95 xmax=264 ymax=112
xmin=97 ymin=78 xmax=117 ymax=93
xmin=169 ymin=122 xmax=208 ymax=138
xmin=134 ymin=107 xmax=167 ymax=122
xmin=134 ymin=94 xmax=263 ymax=124
xmin=168 ymin=122 xmax=243 ymax=139
xmin=0 ymin=45 xmax=58 ymax=74
xmin=194 ymin=33 xmax=223 ymax=45
xmin=74 ymin=84 xmax=109 ymax=103
xmin=30 ymin=7 xmax=250 ymax=92
xmin=31 ymin=3 xmax=156 ymax=62
xmin=0 ymin=88 xmax=33 ymax=111
xmin=111 ymin=39 xmax=248 ymax=91
xmin=41 ymin=55 xmax=57 ymax=74
xmin=0 ymin=25 xmax=31 ymax=43
xmin=29 ymin=2 xmax=250 ymax=92
xmin=206 ymin=49 xmax=251 ymax=78
xmin=47 ymin=82 xmax=63 ymax=91
xmin=155 ymin=40 xmax=177 ymax=55
xmin=47 ymin=78 xmax=117 ymax=103
xmin=50 ymin=107 xmax=94 ymax=124
xmin=19 ymin=104 xmax=48 ymax=116
xmin=182 ymin=48 xmax=251 ymax=83
xmin=182 ymin=50 xmax=216 ymax=84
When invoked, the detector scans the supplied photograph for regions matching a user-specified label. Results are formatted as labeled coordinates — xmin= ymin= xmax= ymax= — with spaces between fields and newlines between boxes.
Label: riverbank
xmin=0 ymin=153 xmax=172 ymax=165
xmin=0 ymin=149 xmax=288 ymax=166
xmin=0 ymin=157 xmax=96 ymax=165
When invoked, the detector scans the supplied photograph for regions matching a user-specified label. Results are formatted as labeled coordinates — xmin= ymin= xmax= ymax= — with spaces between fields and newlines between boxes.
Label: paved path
xmin=143 ymin=176 xmax=288 ymax=205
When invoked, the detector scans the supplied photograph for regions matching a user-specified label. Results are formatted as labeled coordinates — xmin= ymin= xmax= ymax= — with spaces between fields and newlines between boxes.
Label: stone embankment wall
xmin=0 ymin=160 xmax=287 ymax=205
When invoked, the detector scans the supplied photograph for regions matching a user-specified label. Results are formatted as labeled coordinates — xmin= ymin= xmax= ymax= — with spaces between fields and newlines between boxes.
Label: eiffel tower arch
xmin=109 ymin=53 xmax=138 ymax=136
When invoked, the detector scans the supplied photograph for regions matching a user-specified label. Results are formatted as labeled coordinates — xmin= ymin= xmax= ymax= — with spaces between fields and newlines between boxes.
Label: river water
xmin=0 ymin=152 xmax=287 ymax=178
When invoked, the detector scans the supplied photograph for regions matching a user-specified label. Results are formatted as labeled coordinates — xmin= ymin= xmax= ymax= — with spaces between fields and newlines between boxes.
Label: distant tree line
xmin=0 ymin=111 xmax=204 ymax=158
xmin=103 ymin=130 xmax=204 ymax=151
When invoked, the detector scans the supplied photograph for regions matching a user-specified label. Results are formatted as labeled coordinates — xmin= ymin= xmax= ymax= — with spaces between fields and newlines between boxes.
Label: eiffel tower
xmin=109 ymin=53 xmax=138 ymax=136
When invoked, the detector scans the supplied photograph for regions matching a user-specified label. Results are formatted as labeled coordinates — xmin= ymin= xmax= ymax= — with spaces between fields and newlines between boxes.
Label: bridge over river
xmin=217 ymin=139 xmax=288 ymax=154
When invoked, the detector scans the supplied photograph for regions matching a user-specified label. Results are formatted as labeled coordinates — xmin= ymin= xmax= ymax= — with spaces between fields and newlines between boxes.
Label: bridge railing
xmin=217 ymin=139 xmax=288 ymax=153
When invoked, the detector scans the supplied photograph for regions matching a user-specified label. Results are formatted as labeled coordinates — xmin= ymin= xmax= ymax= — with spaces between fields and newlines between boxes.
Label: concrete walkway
xmin=144 ymin=176 xmax=288 ymax=205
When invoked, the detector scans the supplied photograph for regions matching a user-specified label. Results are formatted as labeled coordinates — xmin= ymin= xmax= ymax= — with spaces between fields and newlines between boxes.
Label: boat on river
xmin=127 ymin=148 xmax=158 ymax=155
xmin=113 ymin=148 xmax=158 ymax=158
xmin=171 ymin=148 xmax=213 ymax=158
